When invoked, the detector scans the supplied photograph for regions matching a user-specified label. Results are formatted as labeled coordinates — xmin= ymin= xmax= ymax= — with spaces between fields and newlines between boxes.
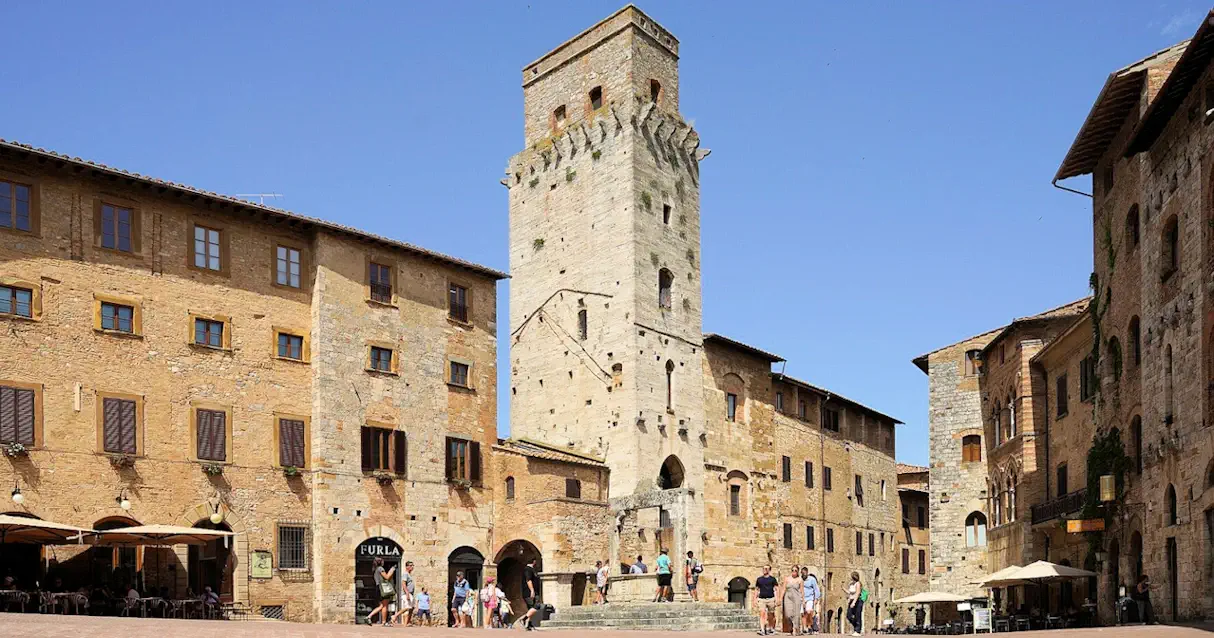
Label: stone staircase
xmin=540 ymin=602 xmax=759 ymax=631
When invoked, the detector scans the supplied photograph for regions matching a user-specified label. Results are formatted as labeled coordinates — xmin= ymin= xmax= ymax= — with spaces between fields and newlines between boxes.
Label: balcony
xmin=1030 ymin=488 xmax=1087 ymax=525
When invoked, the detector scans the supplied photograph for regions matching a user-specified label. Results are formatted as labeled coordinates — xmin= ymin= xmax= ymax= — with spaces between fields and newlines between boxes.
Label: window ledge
xmin=1056 ymin=411 xmax=1069 ymax=420
xmin=95 ymin=328 xmax=143 ymax=339
xmin=366 ymin=298 xmax=398 ymax=309
xmin=0 ymin=314 xmax=38 ymax=323
xmin=196 ymin=459 xmax=231 ymax=466
xmin=95 ymin=245 xmax=144 ymax=259
xmin=365 ymin=368 xmax=399 ymax=377
xmin=447 ymin=382 xmax=475 ymax=393
xmin=187 ymin=264 xmax=230 ymax=278
xmin=190 ymin=343 xmax=231 ymax=353
xmin=447 ymin=316 xmax=473 ymax=329
xmin=273 ymin=355 xmax=309 ymax=365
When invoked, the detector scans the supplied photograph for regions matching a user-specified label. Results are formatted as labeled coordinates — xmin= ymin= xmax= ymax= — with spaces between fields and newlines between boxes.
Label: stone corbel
xmin=638 ymin=102 xmax=657 ymax=128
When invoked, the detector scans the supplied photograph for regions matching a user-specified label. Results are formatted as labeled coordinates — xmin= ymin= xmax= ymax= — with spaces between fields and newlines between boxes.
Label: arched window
xmin=1162 ymin=215 xmax=1180 ymax=276
xmin=992 ymin=478 xmax=1003 ymax=524
xmin=659 ymin=455 xmax=685 ymax=489
xmin=1165 ymin=345 xmax=1174 ymax=421
xmin=726 ymin=470 xmax=748 ymax=517
xmin=722 ymin=373 xmax=746 ymax=423
xmin=962 ymin=435 xmax=982 ymax=463
xmin=665 ymin=360 xmax=675 ymax=411
xmin=1108 ymin=337 xmax=1123 ymax=382
xmin=965 ymin=511 xmax=988 ymax=547
xmin=993 ymin=401 xmax=1002 ymax=441
xmin=505 ymin=476 xmax=515 ymax=500
xmin=1126 ymin=204 xmax=1140 ymax=248
xmin=1008 ymin=474 xmax=1017 ymax=522
xmin=658 ymin=268 xmax=673 ymax=309
xmin=1166 ymin=484 xmax=1178 ymax=525
xmin=1129 ymin=316 xmax=1141 ymax=366
xmin=1131 ymin=416 xmax=1143 ymax=474
xmin=964 ymin=349 xmax=982 ymax=376
xmin=1007 ymin=395 xmax=1016 ymax=438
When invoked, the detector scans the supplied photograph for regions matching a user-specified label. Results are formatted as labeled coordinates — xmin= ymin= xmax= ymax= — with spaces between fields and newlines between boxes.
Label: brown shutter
xmin=102 ymin=398 xmax=122 ymax=452
xmin=469 ymin=440 xmax=482 ymax=485
xmin=444 ymin=436 xmax=454 ymax=480
xmin=280 ymin=419 xmax=305 ymax=468
xmin=289 ymin=420 xmax=306 ymax=467
xmin=0 ymin=387 xmax=14 ymax=443
xmin=119 ymin=400 xmax=137 ymax=454
xmin=392 ymin=431 xmax=407 ymax=476
xmin=15 ymin=389 xmax=34 ymax=445
xmin=361 ymin=427 xmax=374 ymax=471
xmin=196 ymin=410 xmax=211 ymax=459
xmin=211 ymin=411 xmax=226 ymax=461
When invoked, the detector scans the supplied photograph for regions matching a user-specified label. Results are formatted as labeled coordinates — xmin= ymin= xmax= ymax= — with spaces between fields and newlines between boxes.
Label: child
xmin=416 ymin=588 xmax=432 ymax=625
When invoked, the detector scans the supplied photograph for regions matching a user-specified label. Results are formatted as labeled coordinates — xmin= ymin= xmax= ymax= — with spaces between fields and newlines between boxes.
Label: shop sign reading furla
xmin=358 ymin=537 xmax=402 ymax=558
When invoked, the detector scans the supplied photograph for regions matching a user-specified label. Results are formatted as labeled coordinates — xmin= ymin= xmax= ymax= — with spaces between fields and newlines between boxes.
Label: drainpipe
xmin=1051 ymin=179 xmax=1093 ymax=199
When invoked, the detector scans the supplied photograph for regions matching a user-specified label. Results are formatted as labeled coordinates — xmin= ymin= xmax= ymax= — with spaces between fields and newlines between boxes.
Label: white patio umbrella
xmin=893 ymin=591 xmax=970 ymax=604
xmin=0 ymin=514 xmax=92 ymax=544
xmin=90 ymin=524 xmax=235 ymax=546
xmin=1007 ymin=560 xmax=1096 ymax=581
xmin=976 ymin=565 xmax=1028 ymax=588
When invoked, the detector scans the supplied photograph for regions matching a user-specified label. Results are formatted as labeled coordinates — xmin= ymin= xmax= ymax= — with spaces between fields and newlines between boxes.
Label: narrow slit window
xmin=649 ymin=79 xmax=661 ymax=103
xmin=589 ymin=86 xmax=603 ymax=110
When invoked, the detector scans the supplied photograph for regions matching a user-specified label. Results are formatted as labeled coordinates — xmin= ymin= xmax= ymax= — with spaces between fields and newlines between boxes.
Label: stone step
xmin=543 ymin=613 xmax=758 ymax=627
xmin=557 ymin=602 xmax=742 ymax=616
xmin=541 ymin=619 xmax=759 ymax=632
xmin=553 ymin=608 xmax=752 ymax=620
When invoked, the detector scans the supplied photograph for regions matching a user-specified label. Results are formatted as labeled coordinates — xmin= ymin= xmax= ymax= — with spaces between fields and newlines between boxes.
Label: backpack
xmin=692 ymin=560 xmax=703 ymax=574
xmin=859 ymin=588 xmax=869 ymax=603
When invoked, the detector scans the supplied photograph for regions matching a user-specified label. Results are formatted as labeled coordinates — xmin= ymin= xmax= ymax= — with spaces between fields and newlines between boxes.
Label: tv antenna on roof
xmin=235 ymin=193 xmax=284 ymax=206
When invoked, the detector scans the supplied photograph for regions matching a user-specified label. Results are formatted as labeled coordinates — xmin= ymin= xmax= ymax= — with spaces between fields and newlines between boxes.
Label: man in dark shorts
xmin=515 ymin=557 xmax=542 ymax=630
xmin=754 ymin=565 xmax=779 ymax=636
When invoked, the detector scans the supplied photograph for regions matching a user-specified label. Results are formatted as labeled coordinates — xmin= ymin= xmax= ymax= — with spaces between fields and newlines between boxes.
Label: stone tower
xmin=506 ymin=5 xmax=707 ymax=500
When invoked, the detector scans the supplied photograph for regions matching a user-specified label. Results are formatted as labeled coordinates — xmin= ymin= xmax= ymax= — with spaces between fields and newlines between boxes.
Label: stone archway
xmin=495 ymin=539 xmax=542 ymax=624
xmin=659 ymin=455 xmax=685 ymax=490
xmin=179 ymin=501 xmax=248 ymax=605
xmin=448 ymin=546 xmax=485 ymax=627
xmin=727 ymin=576 xmax=749 ymax=605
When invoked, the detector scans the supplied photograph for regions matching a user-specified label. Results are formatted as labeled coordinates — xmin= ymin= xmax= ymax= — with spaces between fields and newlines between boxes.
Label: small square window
xmin=277 ymin=524 xmax=310 ymax=571
xmin=278 ymin=333 xmax=304 ymax=360
xmin=589 ymin=86 xmax=603 ymax=110
xmin=0 ymin=285 xmax=34 ymax=318
xmin=276 ymin=246 xmax=302 ymax=288
xmin=553 ymin=105 xmax=567 ymax=125
xmin=194 ymin=318 xmax=225 ymax=348
xmin=450 ymin=361 xmax=470 ymax=387
xmin=101 ymin=302 xmax=134 ymax=333
xmin=370 ymin=346 xmax=394 ymax=373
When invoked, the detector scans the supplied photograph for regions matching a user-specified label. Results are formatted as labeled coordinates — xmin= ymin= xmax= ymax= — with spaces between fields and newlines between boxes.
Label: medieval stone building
xmin=0 ymin=4 xmax=910 ymax=627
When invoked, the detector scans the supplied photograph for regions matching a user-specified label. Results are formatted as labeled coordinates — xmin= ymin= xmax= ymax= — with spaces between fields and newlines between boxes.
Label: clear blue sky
xmin=2 ymin=1 xmax=1206 ymax=465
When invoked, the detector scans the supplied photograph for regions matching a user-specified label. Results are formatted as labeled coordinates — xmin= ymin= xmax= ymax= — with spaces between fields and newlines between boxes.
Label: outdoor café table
xmin=138 ymin=597 xmax=163 ymax=617
xmin=52 ymin=592 xmax=88 ymax=614
xmin=0 ymin=589 xmax=29 ymax=612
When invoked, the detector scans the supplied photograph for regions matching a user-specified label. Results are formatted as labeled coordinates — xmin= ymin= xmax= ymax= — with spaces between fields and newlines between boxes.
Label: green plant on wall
xmin=533 ymin=238 xmax=545 ymax=251
xmin=640 ymin=191 xmax=652 ymax=210
xmin=566 ymin=167 xmax=576 ymax=182
xmin=592 ymin=149 xmax=602 ymax=161
xmin=529 ymin=177 xmax=540 ymax=188
xmin=1079 ymin=427 xmax=1131 ymax=554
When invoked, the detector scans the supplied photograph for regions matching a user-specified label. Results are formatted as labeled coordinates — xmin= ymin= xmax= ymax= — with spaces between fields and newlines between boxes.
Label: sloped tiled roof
xmin=979 ymin=297 xmax=1092 ymax=356
xmin=773 ymin=373 xmax=903 ymax=425
xmin=896 ymin=463 xmax=929 ymax=475
xmin=910 ymin=326 xmax=1005 ymax=374
xmin=494 ymin=438 xmax=607 ymax=468
xmin=1127 ymin=10 xmax=1214 ymax=155
xmin=703 ymin=333 xmax=785 ymax=362
xmin=0 ymin=138 xmax=508 ymax=280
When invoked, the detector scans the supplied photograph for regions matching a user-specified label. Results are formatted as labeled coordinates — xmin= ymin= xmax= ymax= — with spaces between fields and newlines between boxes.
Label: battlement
xmin=521 ymin=4 xmax=678 ymax=88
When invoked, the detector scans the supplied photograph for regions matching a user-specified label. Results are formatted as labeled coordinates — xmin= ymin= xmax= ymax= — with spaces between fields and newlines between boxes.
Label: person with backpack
xmin=684 ymin=551 xmax=703 ymax=602
xmin=845 ymin=571 xmax=864 ymax=636
xmin=480 ymin=576 xmax=506 ymax=628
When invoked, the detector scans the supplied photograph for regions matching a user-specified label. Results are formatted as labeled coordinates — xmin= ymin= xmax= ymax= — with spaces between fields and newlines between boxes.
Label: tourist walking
xmin=366 ymin=557 xmax=396 ymax=626
xmin=802 ymin=568 xmax=819 ymax=634
xmin=389 ymin=560 xmax=416 ymax=626
xmin=514 ymin=557 xmax=542 ymax=630
xmin=1135 ymin=574 xmax=1156 ymax=624
xmin=452 ymin=571 xmax=471 ymax=628
xmin=595 ymin=560 xmax=610 ymax=604
xmin=417 ymin=588 xmax=433 ymax=625
xmin=481 ymin=577 xmax=506 ymax=628
xmin=631 ymin=555 xmax=647 ymax=574
xmin=783 ymin=564 xmax=803 ymax=635
xmin=654 ymin=548 xmax=673 ymax=602
xmin=685 ymin=551 xmax=702 ymax=602
xmin=754 ymin=565 xmax=779 ymax=636
xmin=845 ymin=571 xmax=864 ymax=636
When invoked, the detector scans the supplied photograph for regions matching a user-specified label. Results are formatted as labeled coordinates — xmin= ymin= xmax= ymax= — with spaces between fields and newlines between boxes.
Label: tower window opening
xmin=589 ymin=86 xmax=603 ymax=110
xmin=663 ymin=204 xmax=672 ymax=225
xmin=553 ymin=105 xmax=567 ymax=128
xmin=658 ymin=268 xmax=673 ymax=309
xmin=650 ymin=79 xmax=661 ymax=103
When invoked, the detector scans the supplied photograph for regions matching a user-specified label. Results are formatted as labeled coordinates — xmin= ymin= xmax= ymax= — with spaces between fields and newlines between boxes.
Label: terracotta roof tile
xmin=493 ymin=438 xmax=606 ymax=468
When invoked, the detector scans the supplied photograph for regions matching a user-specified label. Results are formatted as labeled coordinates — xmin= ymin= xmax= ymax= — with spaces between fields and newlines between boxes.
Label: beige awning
xmin=892 ymin=591 xmax=970 ymax=604
xmin=974 ymin=565 xmax=1025 ymax=587
xmin=0 ymin=514 xmax=92 ymax=544
xmin=91 ymin=524 xmax=234 ymax=546
xmin=1006 ymin=560 xmax=1097 ymax=581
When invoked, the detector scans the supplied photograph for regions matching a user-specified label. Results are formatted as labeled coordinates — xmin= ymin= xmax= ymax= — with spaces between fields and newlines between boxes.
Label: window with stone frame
xmin=565 ymin=478 xmax=582 ymax=499
xmin=276 ymin=245 xmax=302 ymax=288
xmin=965 ymin=511 xmax=988 ymax=547
xmin=868 ymin=533 xmax=874 ymax=556
xmin=277 ymin=332 xmax=304 ymax=361
xmin=658 ymin=268 xmax=673 ymax=309
xmin=448 ymin=283 xmax=469 ymax=322
xmin=101 ymin=397 xmax=138 ymax=455
xmin=0 ymin=179 xmax=34 ymax=232
xmin=192 ymin=224 xmax=222 ymax=270
xmin=277 ymin=417 xmax=307 ymax=468
xmin=918 ymin=549 xmax=926 ymax=574
xmin=369 ymin=261 xmax=392 ymax=304
xmin=902 ymin=548 xmax=909 ymax=574
xmin=962 ymin=434 xmax=982 ymax=463
xmin=449 ymin=361 xmax=470 ymax=388
xmin=729 ymin=483 xmax=741 ymax=516
xmin=194 ymin=408 xmax=227 ymax=462
xmin=824 ymin=466 xmax=832 ymax=490
xmin=100 ymin=202 xmax=135 ymax=253
xmin=854 ymin=474 xmax=864 ymax=507
xmin=782 ymin=456 xmax=791 ymax=482
xmin=775 ymin=391 xmax=783 ymax=412
xmin=361 ymin=425 xmax=406 ymax=475
xmin=805 ymin=461 xmax=813 ymax=488
xmin=822 ymin=407 xmax=840 ymax=432
xmin=505 ymin=476 xmax=515 ymax=500
xmin=0 ymin=284 xmax=34 ymax=318
xmin=726 ymin=393 xmax=737 ymax=421
xmin=589 ymin=86 xmax=603 ymax=110
xmin=100 ymin=302 xmax=134 ymax=334
xmin=826 ymin=528 xmax=835 ymax=553
xmin=807 ymin=525 xmax=815 ymax=550
xmin=369 ymin=346 xmax=394 ymax=373
xmin=1079 ymin=356 xmax=1096 ymax=402
xmin=855 ymin=530 xmax=862 ymax=555
xmin=277 ymin=523 xmax=310 ymax=571
xmin=783 ymin=523 xmax=793 ymax=549
xmin=445 ymin=436 xmax=481 ymax=485
xmin=194 ymin=318 xmax=225 ymax=349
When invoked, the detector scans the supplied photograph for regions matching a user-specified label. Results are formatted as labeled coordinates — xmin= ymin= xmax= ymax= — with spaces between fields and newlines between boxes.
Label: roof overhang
xmin=772 ymin=372 xmax=904 ymax=425
xmin=702 ymin=333 xmax=784 ymax=362
xmin=1126 ymin=13 xmax=1214 ymax=155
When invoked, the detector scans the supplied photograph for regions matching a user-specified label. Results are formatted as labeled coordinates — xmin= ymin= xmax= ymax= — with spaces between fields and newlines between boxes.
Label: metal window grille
xmin=278 ymin=523 xmax=310 ymax=571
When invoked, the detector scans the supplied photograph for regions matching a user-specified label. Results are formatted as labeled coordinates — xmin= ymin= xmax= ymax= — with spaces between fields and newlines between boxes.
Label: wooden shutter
xmin=280 ymin=419 xmax=305 ymax=468
xmin=15 ymin=389 xmax=34 ymax=445
xmin=196 ymin=410 xmax=212 ymax=460
xmin=469 ymin=440 xmax=482 ymax=485
xmin=444 ymin=436 xmax=455 ymax=480
xmin=103 ymin=398 xmax=122 ymax=452
xmin=197 ymin=410 xmax=225 ymax=461
xmin=119 ymin=400 xmax=137 ymax=454
xmin=361 ymin=427 xmax=374 ymax=471
xmin=392 ymin=431 xmax=407 ymax=476
xmin=0 ymin=387 xmax=14 ymax=443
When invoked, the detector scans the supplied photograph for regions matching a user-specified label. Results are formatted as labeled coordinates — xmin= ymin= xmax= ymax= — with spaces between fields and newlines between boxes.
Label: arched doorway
xmin=355 ymin=537 xmax=402 ymax=624
xmin=187 ymin=518 xmax=233 ymax=602
xmin=495 ymin=540 xmax=542 ymax=624
xmin=659 ymin=455 xmax=685 ymax=490
xmin=92 ymin=517 xmax=141 ymax=591
xmin=1130 ymin=531 xmax=1143 ymax=584
xmin=0 ymin=512 xmax=43 ymax=590
xmin=449 ymin=546 xmax=484 ymax=627
xmin=727 ymin=576 xmax=749 ymax=606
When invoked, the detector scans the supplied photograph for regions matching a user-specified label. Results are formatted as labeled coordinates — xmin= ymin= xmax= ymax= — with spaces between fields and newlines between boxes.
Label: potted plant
xmin=282 ymin=465 xmax=301 ymax=478
xmin=201 ymin=462 xmax=224 ymax=476
xmin=107 ymin=453 xmax=135 ymax=468
xmin=451 ymin=478 xmax=473 ymax=491
xmin=371 ymin=470 xmax=395 ymax=485
xmin=4 ymin=442 xmax=28 ymax=458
